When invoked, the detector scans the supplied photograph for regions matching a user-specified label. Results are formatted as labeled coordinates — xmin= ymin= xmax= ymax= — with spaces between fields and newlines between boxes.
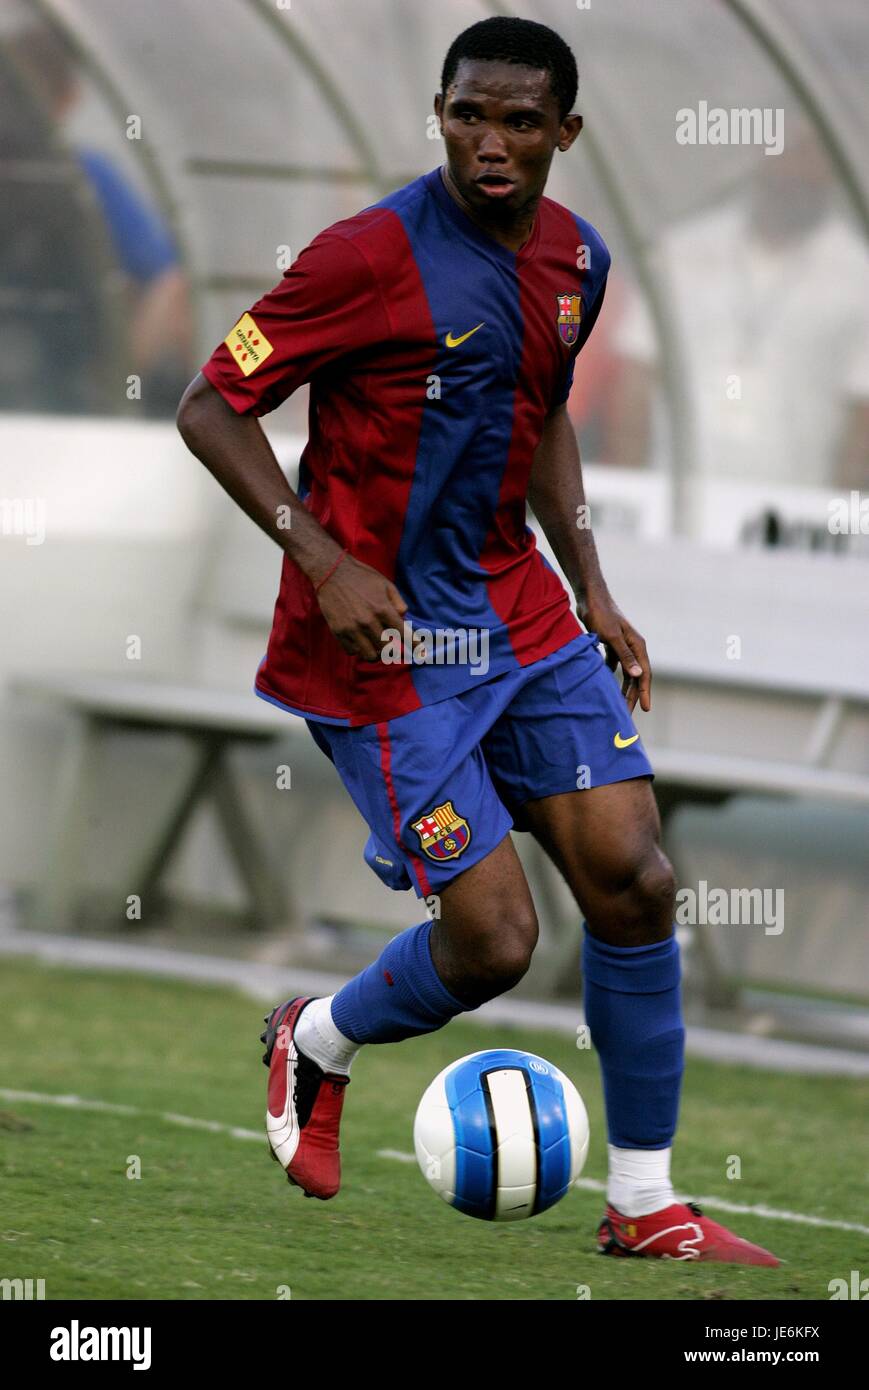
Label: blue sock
xmin=331 ymin=919 xmax=470 ymax=1044
xmin=582 ymin=923 xmax=685 ymax=1149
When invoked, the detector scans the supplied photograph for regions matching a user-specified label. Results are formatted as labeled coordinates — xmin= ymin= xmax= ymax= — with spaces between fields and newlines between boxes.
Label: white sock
xmin=293 ymin=996 xmax=360 ymax=1076
xmin=607 ymin=1144 xmax=676 ymax=1218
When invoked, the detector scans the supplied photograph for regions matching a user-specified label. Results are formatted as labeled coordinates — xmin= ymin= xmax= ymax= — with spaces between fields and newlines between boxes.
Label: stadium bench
xmin=641 ymin=725 xmax=869 ymax=1008
xmin=14 ymin=669 xmax=868 ymax=1008
xmin=14 ymin=674 xmax=311 ymax=934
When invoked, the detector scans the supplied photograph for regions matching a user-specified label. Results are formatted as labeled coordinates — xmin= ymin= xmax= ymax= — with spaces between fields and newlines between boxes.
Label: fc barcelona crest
xmin=411 ymin=801 xmax=471 ymax=862
xmin=556 ymin=291 xmax=582 ymax=346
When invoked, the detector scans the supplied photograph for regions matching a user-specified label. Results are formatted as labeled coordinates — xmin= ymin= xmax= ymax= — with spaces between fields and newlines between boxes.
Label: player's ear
xmin=558 ymin=113 xmax=583 ymax=152
xmin=434 ymin=91 xmax=444 ymax=130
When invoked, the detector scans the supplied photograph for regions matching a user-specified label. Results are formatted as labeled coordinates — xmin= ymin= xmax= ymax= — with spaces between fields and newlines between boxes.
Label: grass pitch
xmin=0 ymin=957 xmax=866 ymax=1301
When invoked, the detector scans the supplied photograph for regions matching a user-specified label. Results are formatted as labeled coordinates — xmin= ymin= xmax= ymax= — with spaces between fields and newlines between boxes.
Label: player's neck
xmin=440 ymin=164 xmax=536 ymax=255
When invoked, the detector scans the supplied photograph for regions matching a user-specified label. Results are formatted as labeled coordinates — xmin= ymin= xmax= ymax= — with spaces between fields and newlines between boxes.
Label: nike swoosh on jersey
xmin=613 ymin=732 xmax=640 ymax=748
xmin=445 ymin=323 xmax=484 ymax=347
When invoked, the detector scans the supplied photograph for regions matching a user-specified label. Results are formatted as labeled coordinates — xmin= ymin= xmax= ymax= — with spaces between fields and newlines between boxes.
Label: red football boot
xmin=260 ymin=997 xmax=349 ymax=1200
xmin=597 ymin=1200 xmax=780 ymax=1265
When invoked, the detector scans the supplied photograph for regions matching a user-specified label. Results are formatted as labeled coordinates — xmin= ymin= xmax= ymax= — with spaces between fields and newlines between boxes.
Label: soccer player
xmin=177 ymin=17 xmax=778 ymax=1265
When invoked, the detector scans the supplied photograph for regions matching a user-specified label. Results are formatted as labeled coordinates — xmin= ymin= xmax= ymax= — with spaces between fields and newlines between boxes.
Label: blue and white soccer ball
xmin=413 ymin=1049 xmax=589 ymax=1221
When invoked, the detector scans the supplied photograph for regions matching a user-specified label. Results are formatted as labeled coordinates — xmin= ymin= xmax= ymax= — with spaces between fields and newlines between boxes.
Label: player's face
xmin=435 ymin=59 xmax=581 ymax=220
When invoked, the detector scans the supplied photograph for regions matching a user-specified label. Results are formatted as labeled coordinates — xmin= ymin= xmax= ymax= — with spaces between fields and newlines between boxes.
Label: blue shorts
xmin=305 ymin=632 xmax=654 ymax=898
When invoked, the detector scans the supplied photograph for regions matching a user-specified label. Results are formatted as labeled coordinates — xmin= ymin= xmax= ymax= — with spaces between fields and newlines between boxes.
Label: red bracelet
xmin=314 ymin=548 xmax=348 ymax=593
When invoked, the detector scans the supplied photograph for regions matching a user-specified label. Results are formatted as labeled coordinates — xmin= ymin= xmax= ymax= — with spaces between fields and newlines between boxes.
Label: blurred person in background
xmin=610 ymin=121 xmax=869 ymax=489
xmin=0 ymin=26 xmax=103 ymax=412
xmin=5 ymin=22 xmax=194 ymax=416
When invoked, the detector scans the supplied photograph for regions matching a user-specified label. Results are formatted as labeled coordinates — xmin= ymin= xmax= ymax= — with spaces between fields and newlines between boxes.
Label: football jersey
xmin=201 ymin=164 xmax=610 ymax=726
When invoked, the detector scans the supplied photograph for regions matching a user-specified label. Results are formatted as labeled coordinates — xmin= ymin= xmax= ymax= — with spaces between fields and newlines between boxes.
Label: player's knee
xmin=466 ymin=911 xmax=538 ymax=996
xmin=585 ymin=844 xmax=676 ymax=945
xmin=627 ymin=849 xmax=677 ymax=936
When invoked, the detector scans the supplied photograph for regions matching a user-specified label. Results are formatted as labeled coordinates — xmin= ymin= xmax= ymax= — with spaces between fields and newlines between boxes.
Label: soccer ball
xmin=413 ymin=1048 xmax=589 ymax=1221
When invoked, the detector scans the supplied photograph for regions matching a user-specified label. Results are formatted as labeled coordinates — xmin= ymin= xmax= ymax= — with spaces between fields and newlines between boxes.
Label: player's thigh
xmin=481 ymin=633 xmax=653 ymax=823
xmin=307 ymin=698 xmax=538 ymax=976
xmin=523 ymin=780 xmax=675 ymax=944
xmin=523 ymin=776 xmax=662 ymax=897
xmin=482 ymin=633 xmax=658 ymax=893
xmin=433 ymin=829 xmax=538 ymax=991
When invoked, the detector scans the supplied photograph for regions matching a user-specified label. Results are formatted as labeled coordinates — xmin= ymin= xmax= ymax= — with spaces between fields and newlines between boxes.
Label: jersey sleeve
xmin=200 ymin=231 xmax=391 ymax=416
xmin=553 ymin=219 xmax=612 ymax=408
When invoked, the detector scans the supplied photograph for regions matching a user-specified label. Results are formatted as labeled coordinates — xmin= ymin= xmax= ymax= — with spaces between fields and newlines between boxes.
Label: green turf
xmin=0 ymin=958 xmax=866 ymax=1300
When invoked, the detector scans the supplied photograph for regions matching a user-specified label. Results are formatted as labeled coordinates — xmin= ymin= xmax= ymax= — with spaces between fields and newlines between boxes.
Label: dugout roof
xmin=2 ymin=0 xmax=868 ymax=527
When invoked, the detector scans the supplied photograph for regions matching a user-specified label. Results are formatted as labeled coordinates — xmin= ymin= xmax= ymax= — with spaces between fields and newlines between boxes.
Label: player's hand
xmin=579 ymin=588 xmax=651 ymax=714
xmin=315 ymin=553 xmax=409 ymax=662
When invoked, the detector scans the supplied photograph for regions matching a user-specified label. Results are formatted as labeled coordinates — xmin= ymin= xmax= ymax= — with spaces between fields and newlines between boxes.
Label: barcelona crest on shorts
xmin=556 ymin=292 xmax=582 ymax=346
xmin=411 ymin=801 xmax=471 ymax=862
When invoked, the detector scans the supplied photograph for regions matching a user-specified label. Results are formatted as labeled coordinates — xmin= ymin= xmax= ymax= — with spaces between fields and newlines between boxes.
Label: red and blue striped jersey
xmin=201 ymin=165 xmax=610 ymax=726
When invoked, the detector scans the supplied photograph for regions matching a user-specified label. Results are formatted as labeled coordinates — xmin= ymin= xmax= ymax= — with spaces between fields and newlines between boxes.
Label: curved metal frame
xmin=726 ymin=0 xmax=869 ymax=238
xmin=247 ymin=0 xmax=388 ymax=193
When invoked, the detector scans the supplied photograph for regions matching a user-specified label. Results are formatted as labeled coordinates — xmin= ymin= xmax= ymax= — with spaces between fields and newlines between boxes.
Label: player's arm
xmin=176 ymin=373 xmax=407 ymax=662
xmin=527 ymin=402 xmax=651 ymax=712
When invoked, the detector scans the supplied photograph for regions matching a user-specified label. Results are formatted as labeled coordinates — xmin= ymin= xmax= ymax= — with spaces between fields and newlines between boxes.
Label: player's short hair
xmin=441 ymin=17 xmax=578 ymax=121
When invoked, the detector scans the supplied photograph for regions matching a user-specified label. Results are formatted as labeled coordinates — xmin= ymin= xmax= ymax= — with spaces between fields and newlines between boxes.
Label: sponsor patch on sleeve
xmin=224 ymin=313 xmax=274 ymax=376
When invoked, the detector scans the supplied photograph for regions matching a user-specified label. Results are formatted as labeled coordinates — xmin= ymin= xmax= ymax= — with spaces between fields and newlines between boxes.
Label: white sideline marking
xmin=5 ymin=1091 xmax=867 ymax=1241
xmin=377 ymin=1149 xmax=869 ymax=1238
xmin=0 ymin=1089 xmax=263 ymax=1143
